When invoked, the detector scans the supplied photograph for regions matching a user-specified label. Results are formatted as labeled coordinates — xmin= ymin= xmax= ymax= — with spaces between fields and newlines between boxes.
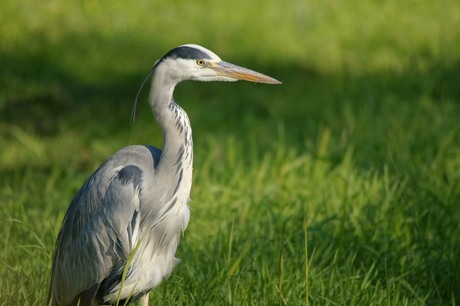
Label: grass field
xmin=1 ymin=0 xmax=460 ymax=305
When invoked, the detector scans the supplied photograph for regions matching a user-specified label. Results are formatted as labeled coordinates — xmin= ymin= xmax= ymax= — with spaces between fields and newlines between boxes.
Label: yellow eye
xmin=196 ymin=59 xmax=205 ymax=66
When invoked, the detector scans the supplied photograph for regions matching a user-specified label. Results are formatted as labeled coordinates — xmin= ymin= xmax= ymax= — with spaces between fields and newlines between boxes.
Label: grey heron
xmin=48 ymin=44 xmax=281 ymax=306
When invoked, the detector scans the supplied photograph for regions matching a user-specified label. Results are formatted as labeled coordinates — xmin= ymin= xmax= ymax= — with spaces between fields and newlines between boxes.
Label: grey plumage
xmin=48 ymin=44 xmax=280 ymax=306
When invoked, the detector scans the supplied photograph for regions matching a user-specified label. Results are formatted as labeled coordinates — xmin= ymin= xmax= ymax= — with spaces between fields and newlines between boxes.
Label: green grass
xmin=1 ymin=0 xmax=460 ymax=305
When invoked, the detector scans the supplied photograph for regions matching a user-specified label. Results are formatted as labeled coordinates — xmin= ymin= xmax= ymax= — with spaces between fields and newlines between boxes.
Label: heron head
xmin=154 ymin=44 xmax=281 ymax=84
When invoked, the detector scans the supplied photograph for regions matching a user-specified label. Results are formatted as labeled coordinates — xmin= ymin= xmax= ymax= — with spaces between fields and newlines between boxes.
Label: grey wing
xmin=49 ymin=145 xmax=161 ymax=306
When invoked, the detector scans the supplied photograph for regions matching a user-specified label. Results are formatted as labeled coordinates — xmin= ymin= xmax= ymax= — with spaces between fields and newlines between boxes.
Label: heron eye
xmin=196 ymin=59 xmax=205 ymax=66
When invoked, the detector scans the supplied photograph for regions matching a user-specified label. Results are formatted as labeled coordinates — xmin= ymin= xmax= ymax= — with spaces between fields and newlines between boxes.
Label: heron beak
xmin=212 ymin=61 xmax=282 ymax=84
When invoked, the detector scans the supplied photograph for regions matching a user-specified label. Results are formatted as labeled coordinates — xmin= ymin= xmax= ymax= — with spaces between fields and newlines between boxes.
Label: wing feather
xmin=49 ymin=145 xmax=160 ymax=306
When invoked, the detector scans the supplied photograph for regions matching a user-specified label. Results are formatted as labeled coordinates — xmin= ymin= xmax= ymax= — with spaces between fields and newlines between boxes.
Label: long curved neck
xmin=149 ymin=66 xmax=193 ymax=179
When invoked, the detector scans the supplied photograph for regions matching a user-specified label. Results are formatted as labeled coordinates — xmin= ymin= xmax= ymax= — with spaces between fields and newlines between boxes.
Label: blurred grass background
xmin=1 ymin=0 xmax=460 ymax=305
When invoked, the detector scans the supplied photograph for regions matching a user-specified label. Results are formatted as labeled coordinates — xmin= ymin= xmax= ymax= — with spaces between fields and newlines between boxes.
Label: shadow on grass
xmin=2 ymin=28 xmax=460 ymax=129
xmin=1 ymin=37 xmax=459 ymax=137
xmin=0 ymin=49 xmax=142 ymax=136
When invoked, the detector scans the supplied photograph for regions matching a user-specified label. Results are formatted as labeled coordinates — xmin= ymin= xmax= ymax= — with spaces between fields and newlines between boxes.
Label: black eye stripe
xmin=155 ymin=46 xmax=212 ymax=67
